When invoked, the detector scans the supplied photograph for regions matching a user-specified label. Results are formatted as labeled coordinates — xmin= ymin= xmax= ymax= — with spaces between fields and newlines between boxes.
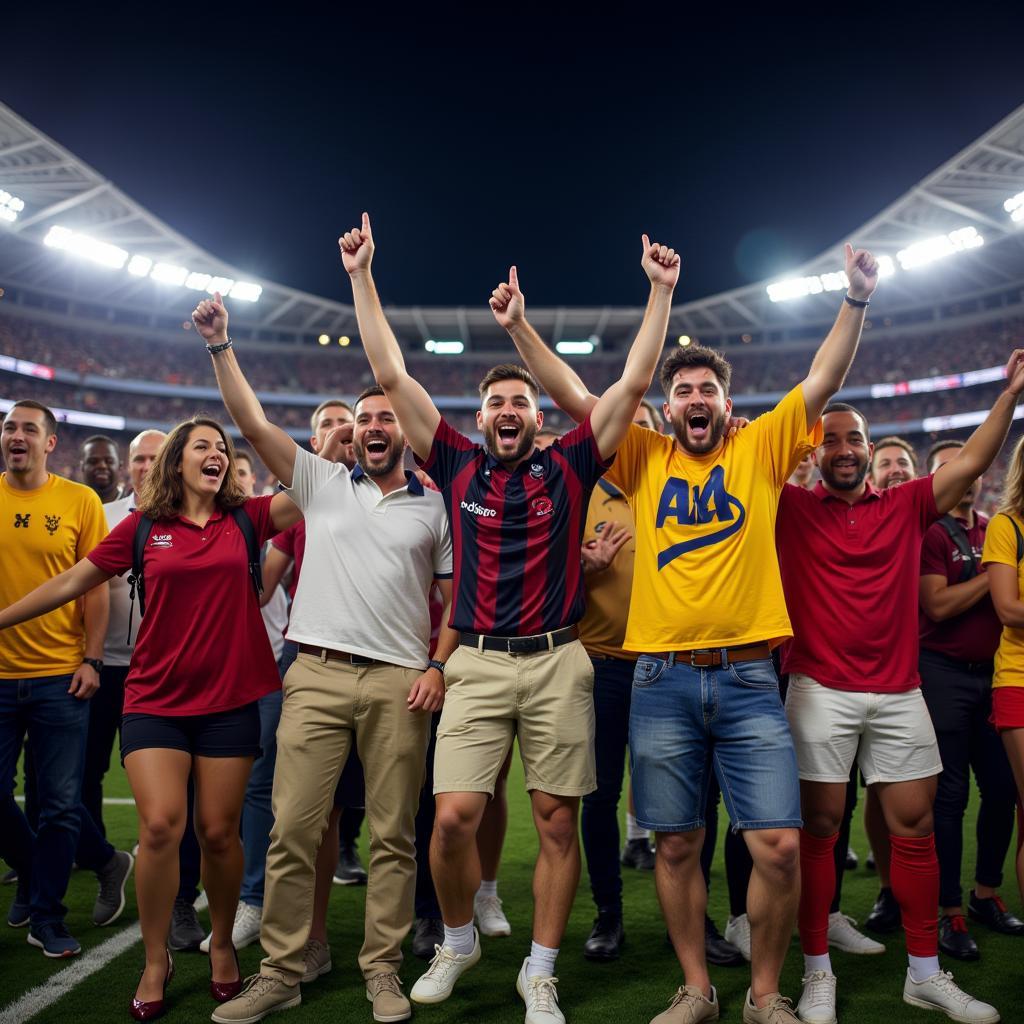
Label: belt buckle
xmin=507 ymin=637 xmax=536 ymax=656
xmin=689 ymin=648 xmax=714 ymax=668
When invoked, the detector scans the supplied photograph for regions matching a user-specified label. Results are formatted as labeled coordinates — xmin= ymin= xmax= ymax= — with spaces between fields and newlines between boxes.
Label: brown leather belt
xmin=298 ymin=643 xmax=380 ymax=666
xmin=653 ymin=642 xmax=773 ymax=668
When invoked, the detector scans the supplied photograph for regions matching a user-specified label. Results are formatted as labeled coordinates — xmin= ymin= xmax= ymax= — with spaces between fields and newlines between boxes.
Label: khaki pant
xmin=260 ymin=653 xmax=429 ymax=982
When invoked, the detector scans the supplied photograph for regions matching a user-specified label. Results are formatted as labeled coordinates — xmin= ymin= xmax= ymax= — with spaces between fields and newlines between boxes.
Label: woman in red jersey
xmin=0 ymin=414 xmax=301 ymax=1020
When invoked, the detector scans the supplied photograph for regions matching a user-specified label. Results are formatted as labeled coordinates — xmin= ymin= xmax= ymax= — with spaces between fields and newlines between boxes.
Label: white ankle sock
xmin=625 ymin=813 xmax=647 ymax=842
xmin=443 ymin=921 xmax=475 ymax=956
xmin=526 ymin=941 xmax=558 ymax=978
xmin=477 ymin=880 xmax=498 ymax=899
xmin=804 ymin=953 xmax=833 ymax=975
xmin=908 ymin=954 xmax=941 ymax=983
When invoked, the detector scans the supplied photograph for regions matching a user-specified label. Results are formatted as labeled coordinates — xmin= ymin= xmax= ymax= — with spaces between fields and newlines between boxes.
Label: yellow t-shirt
xmin=980 ymin=511 xmax=1024 ymax=689
xmin=0 ymin=473 xmax=108 ymax=678
xmin=605 ymin=384 xmax=822 ymax=652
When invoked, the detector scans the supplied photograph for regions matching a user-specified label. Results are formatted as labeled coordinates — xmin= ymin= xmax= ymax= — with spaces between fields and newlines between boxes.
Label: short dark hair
xmin=873 ymin=435 xmax=918 ymax=469
xmin=637 ymin=398 xmax=663 ymax=427
xmin=926 ymin=439 xmax=964 ymax=473
xmin=822 ymin=402 xmax=870 ymax=440
xmin=354 ymin=385 xmax=386 ymax=410
xmin=5 ymin=400 xmax=57 ymax=436
xmin=478 ymin=364 xmax=540 ymax=401
xmin=81 ymin=434 xmax=118 ymax=451
xmin=658 ymin=345 xmax=732 ymax=397
xmin=310 ymin=399 xmax=353 ymax=434
xmin=234 ymin=449 xmax=255 ymax=471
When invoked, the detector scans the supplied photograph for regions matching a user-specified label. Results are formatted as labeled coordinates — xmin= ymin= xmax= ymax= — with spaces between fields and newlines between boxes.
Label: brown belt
xmin=297 ymin=643 xmax=380 ymax=666
xmin=653 ymin=642 xmax=773 ymax=668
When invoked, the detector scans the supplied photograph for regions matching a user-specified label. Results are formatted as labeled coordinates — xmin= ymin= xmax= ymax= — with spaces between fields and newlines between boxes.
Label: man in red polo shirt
xmin=776 ymin=358 xmax=1024 ymax=1024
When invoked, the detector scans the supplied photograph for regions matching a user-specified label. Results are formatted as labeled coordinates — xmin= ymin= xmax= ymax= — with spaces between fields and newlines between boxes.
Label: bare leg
xmin=865 ymin=786 xmax=891 ymax=886
xmin=309 ymin=806 xmax=341 ymax=943
xmin=1001 ymin=729 xmax=1024 ymax=903
xmin=431 ymin=792 xmax=489 ymax=926
xmin=656 ymin=830 xmax=711 ymax=996
xmin=529 ymin=791 xmax=580 ymax=948
xmin=477 ymin=751 xmax=511 ymax=882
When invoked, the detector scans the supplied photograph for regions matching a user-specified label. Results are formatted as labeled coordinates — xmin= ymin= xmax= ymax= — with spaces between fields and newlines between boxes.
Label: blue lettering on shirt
xmin=655 ymin=466 xmax=746 ymax=569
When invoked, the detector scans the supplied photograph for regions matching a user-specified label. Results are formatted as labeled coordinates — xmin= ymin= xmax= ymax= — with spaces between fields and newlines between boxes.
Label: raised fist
xmin=1004 ymin=349 xmax=1024 ymax=398
xmin=339 ymin=212 xmax=374 ymax=276
xmin=641 ymin=234 xmax=681 ymax=291
xmin=844 ymin=244 xmax=880 ymax=301
xmin=192 ymin=292 xmax=229 ymax=345
xmin=489 ymin=266 xmax=525 ymax=331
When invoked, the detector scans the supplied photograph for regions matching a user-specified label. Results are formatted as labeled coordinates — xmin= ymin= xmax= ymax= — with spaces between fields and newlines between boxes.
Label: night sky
xmin=3 ymin=9 xmax=1021 ymax=309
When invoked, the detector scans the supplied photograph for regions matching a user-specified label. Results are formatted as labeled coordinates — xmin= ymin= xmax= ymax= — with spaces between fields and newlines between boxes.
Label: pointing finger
xmin=509 ymin=265 xmax=519 ymax=291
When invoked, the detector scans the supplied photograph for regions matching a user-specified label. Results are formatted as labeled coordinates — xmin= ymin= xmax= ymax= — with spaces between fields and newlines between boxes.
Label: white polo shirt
xmin=284 ymin=446 xmax=452 ymax=670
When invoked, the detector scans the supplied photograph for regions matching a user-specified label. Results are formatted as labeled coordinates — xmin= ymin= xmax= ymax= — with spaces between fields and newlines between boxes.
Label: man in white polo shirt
xmin=192 ymin=288 xmax=456 ymax=1024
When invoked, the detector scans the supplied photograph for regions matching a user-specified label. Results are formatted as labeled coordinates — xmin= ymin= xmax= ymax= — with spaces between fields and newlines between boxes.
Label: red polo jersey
xmin=87 ymin=495 xmax=280 ymax=716
xmin=270 ymin=520 xmax=305 ymax=600
xmin=776 ymin=477 xmax=939 ymax=693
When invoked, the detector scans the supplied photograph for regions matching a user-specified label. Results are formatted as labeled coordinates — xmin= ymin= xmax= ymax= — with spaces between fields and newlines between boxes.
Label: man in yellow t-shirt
xmin=0 ymin=399 xmax=119 ymax=958
xmin=508 ymin=243 xmax=879 ymax=1024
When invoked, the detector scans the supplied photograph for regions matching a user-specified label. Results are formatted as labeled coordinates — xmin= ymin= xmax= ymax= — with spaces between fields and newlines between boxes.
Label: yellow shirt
xmin=605 ymin=384 xmax=822 ymax=652
xmin=0 ymin=473 xmax=108 ymax=678
xmin=579 ymin=480 xmax=637 ymax=660
xmin=981 ymin=511 xmax=1024 ymax=689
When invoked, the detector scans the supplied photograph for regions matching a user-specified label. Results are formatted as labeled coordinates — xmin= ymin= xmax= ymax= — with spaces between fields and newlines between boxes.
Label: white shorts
xmin=785 ymin=674 xmax=942 ymax=785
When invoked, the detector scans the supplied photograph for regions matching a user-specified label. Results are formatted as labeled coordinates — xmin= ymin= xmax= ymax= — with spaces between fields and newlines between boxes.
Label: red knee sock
xmin=798 ymin=830 xmax=838 ymax=955
xmin=889 ymin=833 xmax=939 ymax=957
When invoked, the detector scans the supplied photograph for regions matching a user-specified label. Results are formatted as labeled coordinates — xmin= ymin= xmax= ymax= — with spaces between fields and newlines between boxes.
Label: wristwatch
xmin=427 ymin=659 xmax=446 ymax=675
xmin=82 ymin=657 xmax=104 ymax=672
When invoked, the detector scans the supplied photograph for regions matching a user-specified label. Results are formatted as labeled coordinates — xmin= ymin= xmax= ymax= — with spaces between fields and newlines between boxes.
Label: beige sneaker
xmin=210 ymin=974 xmax=301 ymax=1023
xmin=651 ymin=985 xmax=719 ymax=1023
xmin=366 ymin=972 xmax=411 ymax=1022
xmin=741 ymin=989 xmax=799 ymax=1024
xmin=301 ymin=939 xmax=332 ymax=983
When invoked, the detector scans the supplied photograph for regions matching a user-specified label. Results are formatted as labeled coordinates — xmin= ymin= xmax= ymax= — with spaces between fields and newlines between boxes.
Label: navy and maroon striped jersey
xmin=417 ymin=416 xmax=611 ymax=636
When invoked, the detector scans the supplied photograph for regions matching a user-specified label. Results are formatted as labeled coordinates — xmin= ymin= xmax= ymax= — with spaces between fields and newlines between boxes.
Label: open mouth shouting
xmin=200 ymin=461 xmax=224 ymax=484
xmin=686 ymin=409 xmax=711 ymax=444
xmin=5 ymin=441 xmax=29 ymax=465
xmin=496 ymin=421 xmax=521 ymax=449
xmin=364 ymin=435 xmax=390 ymax=459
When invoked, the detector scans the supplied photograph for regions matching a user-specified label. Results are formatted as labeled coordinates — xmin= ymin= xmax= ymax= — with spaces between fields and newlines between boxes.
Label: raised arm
xmin=800 ymin=245 xmax=879 ymax=423
xmin=339 ymin=214 xmax=440 ymax=461
xmin=0 ymin=559 xmax=112 ymax=633
xmin=932 ymin=350 xmax=1024 ymax=514
xmin=192 ymin=294 xmax=299 ymax=486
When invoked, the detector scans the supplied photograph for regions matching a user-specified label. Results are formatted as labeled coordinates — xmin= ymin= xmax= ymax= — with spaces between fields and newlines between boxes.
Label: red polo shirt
xmin=776 ymin=477 xmax=939 ymax=693
xmin=87 ymin=495 xmax=280 ymax=716
xmin=270 ymin=520 xmax=305 ymax=600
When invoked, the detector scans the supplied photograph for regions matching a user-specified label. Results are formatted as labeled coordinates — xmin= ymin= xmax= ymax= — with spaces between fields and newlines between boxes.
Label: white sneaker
xmin=827 ymin=912 xmax=885 ymax=955
xmin=903 ymin=970 xmax=1000 ymax=1023
xmin=724 ymin=914 xmax=751 ymax=962
xmin=199 ymin=901 xmax=262 ymax=954
xmin=474 ymin=892 xmax=512 ymax=937
xmin=409 ymin=929 xmax=481 ymax=1005
xmin=797 ymin=970 xmax=837 ymax=1024
xmin=516 ymin=959 xmax=565 ymax=1024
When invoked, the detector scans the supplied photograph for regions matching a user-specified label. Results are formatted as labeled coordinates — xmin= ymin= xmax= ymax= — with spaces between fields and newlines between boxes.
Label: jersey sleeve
xmin=243 ymin=494 xmax=277 ymax=545
xmin=414 ymin=417 xmax=478 ymax=490
xmin=283 ymin=446 xmax=344 ymax=511
xmin=920 ymin=521 xmax=953 ymax=579
xmin=553 ymin=415 xmax=613 ymax=489
xmin=982 ymin=513 xmax=1021 ymax=569
xmin=750 ymin=384 xmax=824 ymax=487
xmin=602 ymin=423 xmax=660 ymax=497
xmin=86 ymin=510 xmax=138 ymax=576
xmin=271 ymin=522 xmax=297 ymax=557
xmin=76 ymin=488 xmax=109 ymax=559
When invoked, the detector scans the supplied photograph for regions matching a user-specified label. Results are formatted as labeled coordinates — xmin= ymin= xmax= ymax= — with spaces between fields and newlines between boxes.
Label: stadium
xmin=2 ymin=83 xmax=1024 ymax=1024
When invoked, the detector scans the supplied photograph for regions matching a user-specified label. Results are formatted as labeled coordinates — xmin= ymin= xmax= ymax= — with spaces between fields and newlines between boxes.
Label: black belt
xmin=298 ymin=643 xmax=380 ymax=666
xmin=460 ymin=625 xmax=579 ymax=655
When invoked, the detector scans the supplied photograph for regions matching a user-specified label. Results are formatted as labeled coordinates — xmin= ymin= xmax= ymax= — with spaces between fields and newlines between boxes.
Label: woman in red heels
xmin=0 ymin=410 xmax=301 ymax=1019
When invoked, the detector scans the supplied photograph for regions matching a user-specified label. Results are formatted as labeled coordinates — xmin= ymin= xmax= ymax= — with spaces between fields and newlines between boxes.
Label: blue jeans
xmin=580 ymin=655 xmax=634 ymax=914
xmin=629 ymin=655 xmax=801 ymax=833
xmin=0 ymin=675 xmax=91 ymax=927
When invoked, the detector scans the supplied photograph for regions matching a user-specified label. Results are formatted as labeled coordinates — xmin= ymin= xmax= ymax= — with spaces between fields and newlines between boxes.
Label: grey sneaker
xmin=366 ymin=972 xmax=411 ymax=1022
xmin=93 ymin=849 xmax=133 ymax=926
xmin=169 ymin=897 xmax=206 ymax=951
xmin=742 ymin=990 xmax=799 ymax=1024
xmin=651 ymin=985 xmax=720 ymax=1023
xmin=902 ymin=970 xmax=1000 ymax=1023
xmin=210 ymin=974 xmax=301 ymax=1023
xmin=301 ymin=939 xmax=332 ymax=983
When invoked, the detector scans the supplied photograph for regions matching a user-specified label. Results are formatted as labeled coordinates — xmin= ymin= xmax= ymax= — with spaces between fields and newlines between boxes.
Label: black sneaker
xmin=620 ymin=838 xmax=655 ymax=871
xmin=939 ymin=913 xmax=979 ymax=961
xmin=704 ymin=915 xmax=745 ymax=966
xmin=865 ymin=849 xmax=876 ymax=871
xmin=968 ymin=891 xmax=1024 ymax=936
xmin=333 ymin=843 xmax=367 ymax=886
xmin=583 ymin=911 xmax=625 ymax=961
xmin=7 ymin=874 xmax=30 ymax=928
xmin=168 ymin=897 xmax=205 ymax=951
xmin=864 ymin=887 xmax=901 ymax=933
xmin=411 ymin=917 xmax=444 ymax=960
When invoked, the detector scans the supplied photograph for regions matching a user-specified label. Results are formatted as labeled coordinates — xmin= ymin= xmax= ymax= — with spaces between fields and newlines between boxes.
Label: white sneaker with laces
xmin=409 ymin=929 xmax=481 ymax=1004
xmin=724 ymin=913 xmax=751 ymax=962
xmin=474 ymin=892 xmax=512 ymax=937
xmin=199 ymin=900 xmax=262 ymax=954
xmin=902 ymin=969 xmax=1000 ymax=1023
xmin=827 ymin=912 xmax=885 ymax=955
xmin=516 ymin=959 xmax=565 ymax=1024
xmin=797 ymin=970 xmax=837 ymax=1024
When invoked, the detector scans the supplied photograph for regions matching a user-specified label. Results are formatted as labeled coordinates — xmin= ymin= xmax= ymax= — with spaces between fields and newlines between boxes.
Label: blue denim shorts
xmin=628 ymin=654 xmax=801 ymax=833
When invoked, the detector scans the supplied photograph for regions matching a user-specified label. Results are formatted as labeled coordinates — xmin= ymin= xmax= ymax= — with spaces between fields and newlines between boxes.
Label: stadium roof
xmin=1 ymin=99 xmax=1023 ymax=350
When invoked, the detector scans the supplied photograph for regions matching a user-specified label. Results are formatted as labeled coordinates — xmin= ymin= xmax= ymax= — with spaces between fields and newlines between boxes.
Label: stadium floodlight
xmin=0 ymin=188 xmax=26 ymax=223
xmin=338 ymin=336 xmax=351 ymax=347
xmin=318 ymin=334 xmax=330 ymax=346
xmin=43 ymin=225 xmax=129 ymax=270
xmin=127 ymin=254 xmax=153 ymax=277
xmin=150 ymin=262 xmax=188 ymax=286
xmin=1006 ymin=191 xmax=1024 ymax=224
xmin=425 ymin=339 xmax=464 ymax=355
xmin=229 ymin=281 xmax=262 ymax=302
xmin=897 ymin=226 xmax=984 ymax=270
xmin=556 ymin=340 xmax=595 ymax=355
xmin=766 ymin=254 xmax=897 ymax=302
xmin=678 ymin=335 xmax=692 ymax=346
xmin=185 ymin=272 xmax=212 ymax=291
xmin=207 ymin=276 xmax=235 ymax=296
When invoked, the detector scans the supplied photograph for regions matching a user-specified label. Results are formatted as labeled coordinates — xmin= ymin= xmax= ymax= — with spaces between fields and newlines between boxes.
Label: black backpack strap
xmin=231 ymin=506 xmax=264 ymax=600
xmin=937 ymin=514 xmax=978 ymax=583
xmin=1000 ymin=512 xmax=1024 ymax=563
xmin=126 ymin=514 xmax=155 ymax=643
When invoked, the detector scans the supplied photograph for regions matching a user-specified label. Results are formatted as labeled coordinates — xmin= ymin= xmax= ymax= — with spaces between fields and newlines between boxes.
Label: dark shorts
xmin=991 ymin=687 xmax=1024 ymax=732
xmin=121 ymin=702 xmax=262 ymax=761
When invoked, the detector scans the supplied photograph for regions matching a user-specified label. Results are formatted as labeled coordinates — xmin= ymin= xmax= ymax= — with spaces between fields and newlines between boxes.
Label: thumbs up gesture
xmin=641 ymin=234 xmax=681 ymax=291
xmin=489 ymin=265 xmax=526 ymax=331
xmin=845 ymin=243 xmax=879 ymax=301
xmin=339 ymin=212 xmax=375 ymax=276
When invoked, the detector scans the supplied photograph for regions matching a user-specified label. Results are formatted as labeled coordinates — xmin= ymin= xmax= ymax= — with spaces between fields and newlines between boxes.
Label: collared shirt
xmin=416 ymin=416 xmax=609 ymax=636
xmin=102 ymin=494 xmax=137 ymax=666
xmin=605 ymin=385 xmax=821 ymax=652
xmin=284 ymin=447 xmax=452 ymax=669
xmin=919 ymin=512 xmax=1001 ymax=663
xmin=777 ymin=476 xmax=940 ymax=693
xmin=579 ymin=479 xmax=637 ymax=660
xmin=271 ymin=520 xmax=305 ymax=600
xmin=87 ymin=495 xmax=280 ymax=715
xmin=981 ymin=512 xmax=1024 ymax=689
xmin=0 ymin=473 xmax=108 ymax=678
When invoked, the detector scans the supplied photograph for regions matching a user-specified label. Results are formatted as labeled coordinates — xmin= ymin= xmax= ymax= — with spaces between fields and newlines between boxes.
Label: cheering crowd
xmin=3 ymin=216 xmax=1024 ymax=1024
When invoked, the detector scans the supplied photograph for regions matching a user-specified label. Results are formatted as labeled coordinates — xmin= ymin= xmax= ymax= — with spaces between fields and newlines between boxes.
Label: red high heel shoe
xmin=209 ymin=944 xmax=242 ymax=1003
xmin=130 ymin=950 xmax=173 ymax=1021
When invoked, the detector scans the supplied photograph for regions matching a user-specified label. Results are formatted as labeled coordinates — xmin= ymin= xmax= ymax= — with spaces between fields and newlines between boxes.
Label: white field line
xmin=0 ymin=922 xmax=141 ymax=1024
